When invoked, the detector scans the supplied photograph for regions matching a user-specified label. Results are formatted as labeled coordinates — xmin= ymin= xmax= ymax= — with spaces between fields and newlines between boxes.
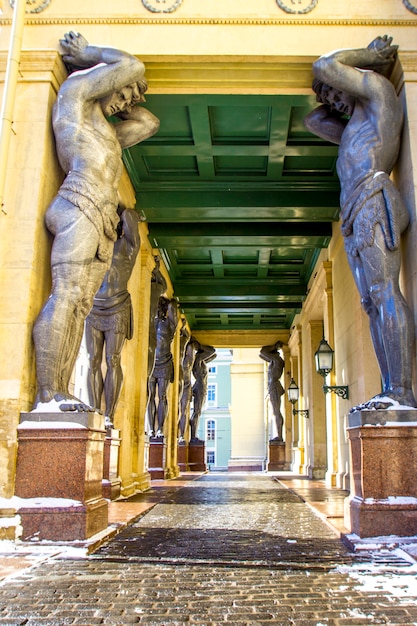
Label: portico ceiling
xmin=123 ymin=92 xmax=340 ymax=332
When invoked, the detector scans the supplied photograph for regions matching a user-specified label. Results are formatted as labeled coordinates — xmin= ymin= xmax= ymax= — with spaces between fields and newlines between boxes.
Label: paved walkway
xmin=0 ymin=472 xmax=417 ymax=625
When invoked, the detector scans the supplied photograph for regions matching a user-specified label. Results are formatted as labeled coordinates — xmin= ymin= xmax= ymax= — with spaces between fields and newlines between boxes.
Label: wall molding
xmin=0 ymin=17 xmax=417 ymax=26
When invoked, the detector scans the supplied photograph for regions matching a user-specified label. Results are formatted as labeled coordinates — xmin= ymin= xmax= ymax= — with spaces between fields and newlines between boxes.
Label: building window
xmin=206 ymin=419 xmax=216 ymax=441
xmin=207 ymin=450 xmax=215 ymax=465
xmin=207 ymin=383 xmax=217 ymax=406
xmin=208 ymin=365 xmax=217 ymax=375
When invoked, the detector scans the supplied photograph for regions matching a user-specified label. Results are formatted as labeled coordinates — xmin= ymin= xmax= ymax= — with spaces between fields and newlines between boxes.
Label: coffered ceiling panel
xmin=123 ymin=93 xmax=340 ymax=331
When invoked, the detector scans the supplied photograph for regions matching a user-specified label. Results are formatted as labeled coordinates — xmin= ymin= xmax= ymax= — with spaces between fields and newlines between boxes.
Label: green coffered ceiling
xmin=123 ymin=93 xmax=340 ymax=331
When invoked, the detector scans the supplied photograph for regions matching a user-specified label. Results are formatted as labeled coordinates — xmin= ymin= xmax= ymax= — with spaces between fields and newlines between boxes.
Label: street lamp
xmin=314 ymin=338 xmax=349 ymax=399
xmin=287 ymin=378 xmax=309 ymax=418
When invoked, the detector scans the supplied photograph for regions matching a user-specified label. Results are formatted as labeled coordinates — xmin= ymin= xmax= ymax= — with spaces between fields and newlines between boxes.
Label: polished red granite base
xmin=15 ymin=411 xmax=108 ymax=541
xmin=148 ymin=439 xmax=166 ymax=479
xmin=268 ymin=440 xmax=286 ymax=471
xmin=102 ymin=428 xmax=121 ymax=501
xmin=188 ymin=440 xmax=206 ymax=472
xmin=177 ymin=441 xmax=189 ymax=472
xmin=345 ymin=410 xmax=417 ymax=538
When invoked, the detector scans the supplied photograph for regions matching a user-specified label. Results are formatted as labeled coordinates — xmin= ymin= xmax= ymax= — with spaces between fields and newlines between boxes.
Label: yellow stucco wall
xmin=229 ymin=348 xmax=267 ymax=469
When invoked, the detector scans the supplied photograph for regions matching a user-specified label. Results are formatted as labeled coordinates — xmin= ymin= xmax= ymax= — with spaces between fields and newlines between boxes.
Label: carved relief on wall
xmin=276 ymin=0 xmax=318 ymax=14
xmin=403 ymin=0 xmax=417 ymax=14
xmin=9 ymin=0 xmax=51 ymax=12
xmin=142 ymin=0 xmax=183 ymax=12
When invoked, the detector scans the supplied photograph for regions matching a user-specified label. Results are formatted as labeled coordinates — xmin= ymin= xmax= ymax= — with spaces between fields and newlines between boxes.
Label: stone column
xmin=305 ymin=320 xmax=327 ymax=479
xmin=282 ymin=344 xmax=292 ymax=470
xmin=288 ymin=326 xmax=303 ymax=473
xmin=322 ymin=261 xmax=339 ymax=487
xmin=164 ymin=316 xmax=181 ymax=479
xmin=131 ymin=241 xmax=155 ymax=491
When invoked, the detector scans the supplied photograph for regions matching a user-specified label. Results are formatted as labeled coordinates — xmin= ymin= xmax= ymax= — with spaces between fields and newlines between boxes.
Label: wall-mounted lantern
xmin=314 ymin=338 xmax=349 ymax=399
xmin=287 ymin=378 xmax=309 ymax=418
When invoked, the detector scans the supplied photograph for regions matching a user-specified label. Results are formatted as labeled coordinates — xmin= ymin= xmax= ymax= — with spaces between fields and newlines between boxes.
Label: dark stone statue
xmin=147 ymin=296 xmax=179 ymax=437
xmin=147 ymin=255 xmax=167 ymax=379
xmin=85 ymin=208 xmax=140 ymax=423
xmin=178 ymin=335 xmax=198 ymax=442
xmin=177 ymin=318 xmax=190 ymax=436
xmin=32 ymin=31 xmax=159 ymax=411
xmin=260 ymin=341 xmax=284 ymax=441
xmin=304 ymin=35 xmax=417 ymax=410
xmin=190 ymin=342 xmax=216 ymax=442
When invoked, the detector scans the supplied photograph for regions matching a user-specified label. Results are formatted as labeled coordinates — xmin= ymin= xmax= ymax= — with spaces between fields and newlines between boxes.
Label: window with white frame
xmin=207 ymin=450 xmax=215 ymax=465
xmin=207 ymin=383 xmax=217 ymax=407
xmin=206 ymin=419 xmax=216 ymax=441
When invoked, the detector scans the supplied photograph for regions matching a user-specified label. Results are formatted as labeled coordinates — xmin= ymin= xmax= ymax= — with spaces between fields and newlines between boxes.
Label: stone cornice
xmin=0 ymin=50 xmax=65 ymax=90
xmin=0 ymin=17 xmax=417 ymax=26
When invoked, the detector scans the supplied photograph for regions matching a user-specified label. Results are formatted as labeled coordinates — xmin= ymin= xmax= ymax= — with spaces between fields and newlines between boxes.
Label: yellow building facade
xmin=1 ymin=0 xmax=417 ymax=530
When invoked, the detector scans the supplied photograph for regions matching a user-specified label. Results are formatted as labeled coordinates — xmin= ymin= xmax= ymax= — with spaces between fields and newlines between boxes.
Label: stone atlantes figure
xmin=85 ymin=207 xmax=140 ymax=423
xmin=190 ymin=342 xmax=216 ymax=441
xmin=304 ymin=35 xmax=416 ymax=410
xmin=260 ymin=341 xmax=284 ymax=441
xmin=147 ymin=255 xmax=168 ymax=380
xmin=33 ymin=32 xmax=159 ymax=409
xmin=178 ymin=335 xmax=199 ymax=442
xmin=147 ymin=297 xmax=179 ymax=437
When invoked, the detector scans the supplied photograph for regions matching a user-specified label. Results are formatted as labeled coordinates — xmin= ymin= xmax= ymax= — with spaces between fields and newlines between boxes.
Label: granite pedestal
xmin=148 ymin=437 xmax=166 ymax=479
xmin=102 ymin=427 xmax=121 ymax=501
xmin=188 ymin=439 xmax=206 ymax=472
xmin=268 ymin=439 xmax=286 ymax=471
xmin=345 ymin=408 xmax=417 ymax=538
xmin=177 ymin=440 xmax=189 ymax=472
xmin=15 ymin=411 xmax=108 ymax=541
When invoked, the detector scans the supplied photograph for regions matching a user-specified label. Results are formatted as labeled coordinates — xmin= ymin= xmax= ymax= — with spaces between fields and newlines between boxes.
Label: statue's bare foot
xmin=32 ymin=390 xmax=93 ymax=413
xmin=350 ymin=389 xmax=417 ymax=413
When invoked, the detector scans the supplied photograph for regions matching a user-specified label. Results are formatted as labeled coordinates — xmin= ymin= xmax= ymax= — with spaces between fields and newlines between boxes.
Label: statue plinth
xmin=102 ymin=427 xmax=121 ymax=501
xmin=268 ymin=439 xmax=286 ymax=471
xmin=177 ymin=440 xmax=189 ymax=472
xmin=345 ymin=409 xmax=417 ymax=538
xmin=15 ymin=411 xmax=108 ymax=541
xmin=148 ymin=437 xmax=166 ymax=479
xmin=188 ymin=439 xmax=206 ymax=472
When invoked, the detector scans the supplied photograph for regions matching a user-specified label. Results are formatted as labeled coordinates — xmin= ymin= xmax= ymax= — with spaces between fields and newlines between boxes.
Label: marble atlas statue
xmin=32 ymin=32 xmax=159 ymax=412
xmin=304 ymin=35 xmax=417 ymax=411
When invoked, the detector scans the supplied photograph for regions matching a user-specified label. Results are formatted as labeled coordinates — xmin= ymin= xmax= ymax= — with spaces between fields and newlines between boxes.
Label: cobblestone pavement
xmin=0 ymin=473 xmax=417 ymax=625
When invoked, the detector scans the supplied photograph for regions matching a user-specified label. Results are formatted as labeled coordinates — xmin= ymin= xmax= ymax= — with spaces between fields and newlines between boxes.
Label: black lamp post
xmin=314 ymin=338 xmax=349 ymax=399
xmin=287 ymin=378 xmax=309 ymax=418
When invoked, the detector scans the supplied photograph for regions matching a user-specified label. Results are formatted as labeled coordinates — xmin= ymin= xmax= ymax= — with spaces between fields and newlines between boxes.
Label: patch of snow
xmin=0 ymin=495 xmax=82 ymax=509
xmin=363 ymin=496 xmax=417 ymax=505
xmin=361 ymin=397 xmax=417 ymax=411
xmin=31 ymin=398 xmax=72 ymax=413
xmin=0 ymin=515 xmax=20 ymax=528
xmin=18 ymin=420 xmax=86 ymax=429
xmin=340 ymin=564 xmax=417 ymax=600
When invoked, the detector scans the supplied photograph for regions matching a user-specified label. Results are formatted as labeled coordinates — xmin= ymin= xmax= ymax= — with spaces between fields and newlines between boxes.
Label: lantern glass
xmin=287 ymin=378 xmax=300 ymax=404
xmin=315 ymin=338 xmax=334 ymax=376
